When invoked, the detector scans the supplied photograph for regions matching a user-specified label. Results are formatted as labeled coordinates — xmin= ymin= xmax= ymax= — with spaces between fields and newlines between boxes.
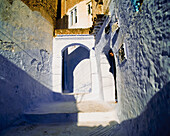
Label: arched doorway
xmin=62 ymin=44 xmax=92 ymax=94
xmin=100 ymin=49 xmax=118 ymax=102
xmin=108 ymin=49 xmax=117 ymax=103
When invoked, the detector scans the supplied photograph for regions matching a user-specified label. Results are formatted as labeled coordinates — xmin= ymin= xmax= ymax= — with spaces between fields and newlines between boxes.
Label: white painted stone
xmin=74 ymin=59 xmax=91 ymax=93
xmin=0 ymin=0 xmax=54 ymax=130
xmin=52 ymin=35 xmax=101 ymax=101
xmin=78 ymin=111 xmax=116 ymax=122
xmin=67 ymin=0 xmax=92 ymax=29
xmin=100 ymin=54 xmax=115 ymax=102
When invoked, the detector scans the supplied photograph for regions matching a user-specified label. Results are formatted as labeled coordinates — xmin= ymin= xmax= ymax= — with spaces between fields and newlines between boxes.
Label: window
xmin=74 ymin=8 xmax=77 ymax=23
xmin=70 ymin=11 xmax=73 ymax=26
xmin=118 ymin=43 xmax=127 ymax=63
xmin=70 ymin=7 xmax=77 ymax=26
xmin=87 ymin=3 xmax=92 ymax=15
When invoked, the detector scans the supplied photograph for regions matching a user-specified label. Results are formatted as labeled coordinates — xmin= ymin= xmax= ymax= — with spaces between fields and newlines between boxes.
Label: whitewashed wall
xmin=74 ymin=59 xmax=92 ymax=93
xmin=53 ymin=35 xmax=102 ymax=101
xmin=0 ymin=0 xmax=54 ymax=130
xmin=95 ymin=0 xmax=169 ymax=135
xmin=67 ymin=0 xmax=93 ymax=29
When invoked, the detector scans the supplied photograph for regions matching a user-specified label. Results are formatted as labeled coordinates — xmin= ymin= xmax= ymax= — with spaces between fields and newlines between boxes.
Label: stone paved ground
xmin=0 ymin=122 xmax=119 ymax=136
xmin=0 ymin=101 xmax=121 ymax=136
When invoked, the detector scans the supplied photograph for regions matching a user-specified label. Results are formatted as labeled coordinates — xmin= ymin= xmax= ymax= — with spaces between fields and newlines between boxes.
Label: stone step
xmin=24 ymin=111 xmax=117 ymax=124
xmin=1 ymin=121 xmax=120 ymax=136
xmin=87 ymin=125 xmax=114 ymax=136
xmin=84 ymin=121 xmax=119 ymax=136
xmin=24 ymin=112 xmax=77 ymax=124
xmin=95 ymin=21 xmax=104 ymax=25
xmin=90 ymin=14 xmax=108 ymax=35
xmin=96 ymin=14 xmax=106 ymax=19
xmin=94 ymin=24 xmax=102 ymax=28
xmin=23 ymin=101 xmax=118 ymax=124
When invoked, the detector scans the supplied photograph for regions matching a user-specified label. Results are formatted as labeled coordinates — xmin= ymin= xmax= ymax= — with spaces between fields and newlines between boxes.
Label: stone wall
xmin=0 ymin=0 xmax=54 ymax=130
xmin=91 ymin=0 xmax=111 ymax=20
xmin=109 ymin=82 xmax=169 ymax=136
xmin=21 ymin=0 xmax=58 ymax=25
xmin=0 ymin=0 xmax=53 ymax=51
xmin=55 ymin=28 xmax=90 ymax=35
xmin=95 ymin=0 xmax=169 ymax=124
xmin=0 ymin=54 xmax=54 ymax=131
xmin=65 ymin=0 xmax=85 ymax=15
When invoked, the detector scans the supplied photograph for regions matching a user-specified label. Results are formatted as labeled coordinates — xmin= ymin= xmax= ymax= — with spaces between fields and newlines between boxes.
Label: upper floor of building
xmin=20 ymin=0 xmax=112 ymax=34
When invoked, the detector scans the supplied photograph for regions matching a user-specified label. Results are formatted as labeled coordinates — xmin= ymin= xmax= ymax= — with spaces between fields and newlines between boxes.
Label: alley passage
xmin=0 ymin=101 xmax=122 ymax=136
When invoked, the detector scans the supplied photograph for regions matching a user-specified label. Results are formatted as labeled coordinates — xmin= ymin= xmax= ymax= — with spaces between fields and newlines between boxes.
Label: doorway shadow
xmin=62 ymin=46 xmax=90 ymax=93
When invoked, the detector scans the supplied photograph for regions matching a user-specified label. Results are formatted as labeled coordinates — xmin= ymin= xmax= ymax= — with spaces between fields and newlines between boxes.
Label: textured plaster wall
xmin=0 ymin=0 xmax=54 ymax=88
xmin=109 ymin=83 xmax=169 ymax=136
xmin=114 ymin=0 xmax=169 ymax=121
xmin=0 ymin=0 xmax=53 ymax=51
xmin=95 ymin=0 xmax=169 ymax=125
xmin=95 ymin=16 xmax=115 ymax=102
xmin=0 ymin=54 xmax=53 ymax=131
xmin=0 ymin=0 xmax=54 ymax=130
xmin=100 ymin=54 xmax=115 ymax=102
xmin=21 ymin=0 xmax=58 ymax=25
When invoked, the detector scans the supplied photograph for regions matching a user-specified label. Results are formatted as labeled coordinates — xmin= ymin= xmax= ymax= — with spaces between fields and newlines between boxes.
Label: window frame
xmin=87 ymin=2 xmax=92 ymax=15
xmin=70 ymin=7 xmax=78 ymax=26
xmin=70 ymin=11 xmax=73 ymax=26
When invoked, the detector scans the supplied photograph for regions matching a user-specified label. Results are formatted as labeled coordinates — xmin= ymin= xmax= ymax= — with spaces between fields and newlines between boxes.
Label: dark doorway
xmin=108 ymin=49 xmax=118 ymax=102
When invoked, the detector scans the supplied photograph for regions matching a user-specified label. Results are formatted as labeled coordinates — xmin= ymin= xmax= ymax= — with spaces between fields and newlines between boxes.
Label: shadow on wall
xmin=110 ymin=82 xmax=170 ymax=136
xmin=111 ymin=28 xmax=120 ymax=48
xmin=62 ymin=46 xmax=90 ymax=93
xmin=0 ymin=54 xmax=77 ymax=131
xmin=95 ymin=16 xmax=110 ymax=45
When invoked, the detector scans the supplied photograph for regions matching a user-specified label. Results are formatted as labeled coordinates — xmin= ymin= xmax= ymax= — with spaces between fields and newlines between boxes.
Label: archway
xmin=62 ymin=44 xmax=91 ymax=94
xmin=108 ymin=49 xmax=117 ymax=102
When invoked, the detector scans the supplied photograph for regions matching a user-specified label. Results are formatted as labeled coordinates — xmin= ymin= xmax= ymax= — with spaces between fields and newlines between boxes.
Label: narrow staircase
xmin=90 ymin=14 xmax=108 ymax=37
xmin=23 ymin=101 xmax=118 ymax=125
xmin=1 ymin=101 xmax=120 ymax=136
